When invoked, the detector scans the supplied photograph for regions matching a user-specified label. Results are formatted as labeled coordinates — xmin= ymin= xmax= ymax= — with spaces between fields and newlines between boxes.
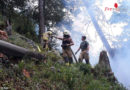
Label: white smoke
xmin=111 ymin=41 xmax=130 ymax=88
xmin=59 ymin=0 xmax=130 ymax=89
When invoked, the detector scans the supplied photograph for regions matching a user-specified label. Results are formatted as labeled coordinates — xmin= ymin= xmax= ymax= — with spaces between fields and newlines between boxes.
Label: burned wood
xmin=0 ymin=40 xmax=44 ymax=60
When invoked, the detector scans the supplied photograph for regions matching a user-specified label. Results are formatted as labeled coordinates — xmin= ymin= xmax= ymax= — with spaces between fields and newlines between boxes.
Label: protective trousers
xmin=62 ymin=48 xmax=73 ymax=64
xmin=79 ymin=50 xmax=89 ymax=64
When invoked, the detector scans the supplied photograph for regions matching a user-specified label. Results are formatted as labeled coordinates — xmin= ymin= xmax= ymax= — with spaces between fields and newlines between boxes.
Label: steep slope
xmin=0 ymin=33 xmax=126 ymax=90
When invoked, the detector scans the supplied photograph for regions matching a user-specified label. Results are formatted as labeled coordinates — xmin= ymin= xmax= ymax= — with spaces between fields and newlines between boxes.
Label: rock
xmin=96 ymin=50 xmax=117 ymax=82
xmin=57 ymin=60 xmax=65 ymax=65
xmin=50 ymin=66 xmax=56 ymax=72
xmin=50 ymin=66 xmax=61 ymax=73
xmin=99 ymin=50 xmax=111 ymax=72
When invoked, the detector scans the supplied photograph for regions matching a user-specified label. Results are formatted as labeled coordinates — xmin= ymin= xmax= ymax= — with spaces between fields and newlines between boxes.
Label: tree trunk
xmin=6 ymin=19 xmax=12 ymax=36
xmin=39 ymin=0 xmax=45 ymax=44
xmin=0 ymin=40 xmax=45 ymax=60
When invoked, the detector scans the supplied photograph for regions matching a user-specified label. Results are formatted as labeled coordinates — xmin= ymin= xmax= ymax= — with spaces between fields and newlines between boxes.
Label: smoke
xmin=59 ymin=0 xmax=105 ymax=65
xmin=109 ymin=0 xmax=130 ymax=88
xmin=112 ymin=35 xmax=130 ymax=88
xmin=111 ymin=41 xmax=130 ymax=88
xmin=58 ymin=0 xmax=130 ymax=88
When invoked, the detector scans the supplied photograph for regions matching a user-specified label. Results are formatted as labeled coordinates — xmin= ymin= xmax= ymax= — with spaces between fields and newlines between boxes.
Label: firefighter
xmin=43 ymin=31 xmax=53 ymax=49
xmin=75 ymin=36 xmax=90 ymax=64
xmin=53 ymin=31 xmax=74 ymax=65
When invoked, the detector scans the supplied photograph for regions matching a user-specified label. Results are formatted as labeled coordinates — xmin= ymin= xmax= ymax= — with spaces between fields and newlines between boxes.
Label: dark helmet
xmin=82 ymin=36 xmax=86 ymax=40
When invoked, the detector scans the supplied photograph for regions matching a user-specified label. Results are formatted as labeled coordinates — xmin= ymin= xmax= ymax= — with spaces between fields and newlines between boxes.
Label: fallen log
xmin=0 ymin=40 xmax=44 ymax=60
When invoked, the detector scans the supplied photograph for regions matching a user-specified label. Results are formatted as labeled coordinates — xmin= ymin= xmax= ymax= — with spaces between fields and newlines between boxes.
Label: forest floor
xmin=0 ymin=32 xmax=126 ymax=90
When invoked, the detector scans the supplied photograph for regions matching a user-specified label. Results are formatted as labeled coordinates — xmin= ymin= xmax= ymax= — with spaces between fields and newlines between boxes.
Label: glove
xmin=61 ymin=44 xmax=68 ymax=47
xmin=52 ymin=35 xmax=55 ymax=37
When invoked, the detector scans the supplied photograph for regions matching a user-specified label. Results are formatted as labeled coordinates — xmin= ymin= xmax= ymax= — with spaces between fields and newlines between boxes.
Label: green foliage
xmin=0 ymin=20 xmax=126 ymax=89
xmin=0 ymin=25 xmax=126 ymax=90
xmin=46 ymin=51 xmax=62 ymax=62
xmin=33 ymin=0 xmax=65 ymax=29
xmin=0 ymin=0 xmax=28 ymax=17
xmin=79 ymin=63 xmax=91 ymax=74
xmin=12 ymin=14 xmax=38 ymax=41
xmin=0 ymin=0 xmax=65 ymax=41
xmin=44 ymin=0 xmax=65 ymax=27
xmin=7 ymin=32 xmax=35 ymax=50
xmin=0 ymin=59 xmax=126 ymax=90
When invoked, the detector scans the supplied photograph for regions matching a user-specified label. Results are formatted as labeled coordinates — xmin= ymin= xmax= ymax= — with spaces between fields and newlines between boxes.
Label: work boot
xmin=85 ymin=59 xmax=89 ymax=64
xmin=69 ymin=57 xmax=73 ymax=64
xmin=66 ymin=63 xmax=69 ymax=66
xmin=63 ymin=57 xmax=69 ymax=63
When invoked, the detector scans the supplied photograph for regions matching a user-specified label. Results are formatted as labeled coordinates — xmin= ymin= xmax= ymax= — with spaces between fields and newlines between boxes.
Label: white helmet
xmin=63 ymin=30 xmax=70 ymax=35
xmin=47 ymin=31 xmax=52 ymax=35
